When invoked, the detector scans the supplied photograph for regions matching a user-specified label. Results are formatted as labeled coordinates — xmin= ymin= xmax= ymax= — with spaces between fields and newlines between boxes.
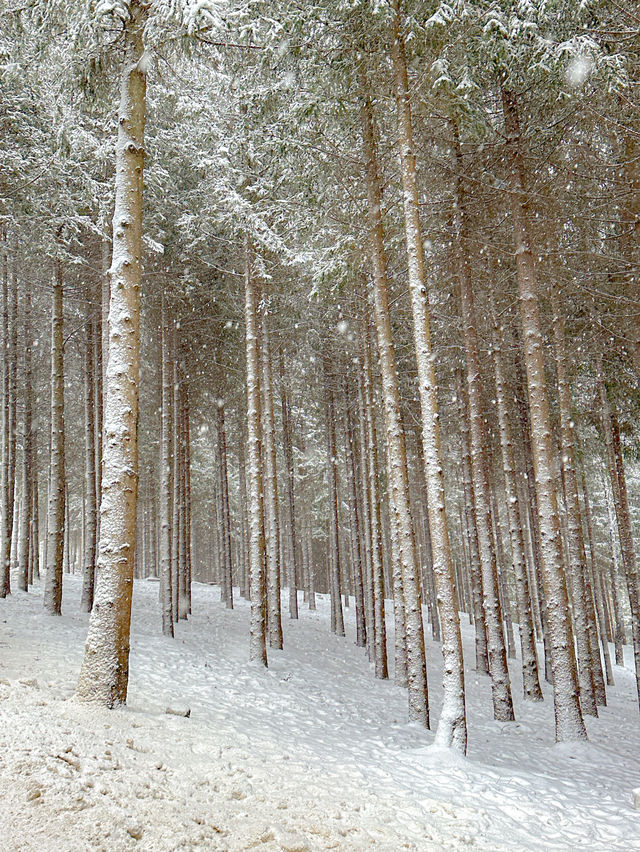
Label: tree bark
xmin=502 ymin=87 xmax=586 ymax=741
xmin=160 ymin=295 xmax=174 ymax=637
xmin=17 ymin=285 xmax=33 ymax=592
xmin=245 ymin=240 xmax=267 ymax=666
xmin=80 ymin=285 xmax=97 ymax=612
xmin=43 ymin=257 xmax=65 ymax=616
xmin=76 ymin=2 xmax=147 ymax=705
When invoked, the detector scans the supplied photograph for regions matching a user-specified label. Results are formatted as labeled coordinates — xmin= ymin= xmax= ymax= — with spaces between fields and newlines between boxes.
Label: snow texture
xmin=1 ymin=574 xmax=640 ymax=850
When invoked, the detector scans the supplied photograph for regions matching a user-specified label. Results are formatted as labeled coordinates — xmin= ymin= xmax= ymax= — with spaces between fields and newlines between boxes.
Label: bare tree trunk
xmin=18 ymin=285 xmax=33 ymax=592
xmin=580 ymin=465 xmax=614 ymax=688
xmin=1 ymin=246 xmax=17 ymax=598
xmin=502 ymin=87 xmax=586 ymax=741
xmin=76 ymin=2 xmax=146 ymax=705
xmin=603 ymin=472 xmax=626 ymax=666
xmin=455 ymin=370 xmax=488 ymax=674
xmin=359 ymin=65 xmax=428 ymax=727
xmin=551 ymin=295 xmax=601 ymax=712
xmin=217 ymin=400 xmax=233 ymax=610
xmin=492 ymin=328 xmax=542 ymax=700
xmin=261 ymin=309 xmax=283 ymax=649
xmin=44 ymin=258 xmax=65 ymax=615
xmin=244 ymin=240 xmax=267 ymax=666
xmin=81 ymin=286 xmax=97 ymax=612
xmin=171 ymin=343 xmax=180 ymax=623
xmin=279 ymin=351 xmax=299 ymax=620
xmin=345 ymin=377 xmax=366 ymax=648
xmin=323 ymin=352 xmax=345 ymax=638
xmin=160 ymin=295 xmax=174 ymax=637
xmin=449 ymin=117 xmax=512 ymax=724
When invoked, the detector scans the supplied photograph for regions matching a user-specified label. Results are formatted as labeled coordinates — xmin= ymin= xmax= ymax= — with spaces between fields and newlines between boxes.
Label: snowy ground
xmin=1 ymin=575 xmax=639 ymax=851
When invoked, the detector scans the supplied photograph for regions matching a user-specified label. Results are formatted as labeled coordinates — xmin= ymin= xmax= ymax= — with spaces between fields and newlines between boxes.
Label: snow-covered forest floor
xmin=1 ymin=575 xmax=639 ymax=851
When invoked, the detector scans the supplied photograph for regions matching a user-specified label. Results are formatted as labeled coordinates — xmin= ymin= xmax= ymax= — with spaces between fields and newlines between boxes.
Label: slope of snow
xmin=1 ymin=575 xmax=639 ymax=850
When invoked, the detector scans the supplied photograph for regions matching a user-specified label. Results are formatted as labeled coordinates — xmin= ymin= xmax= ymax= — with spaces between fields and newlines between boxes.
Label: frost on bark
xmin=261 ymin=307 xmax=283 ymax=649
xmin=76 ymin=3 xmax=147 ymax=705
xmin=388 ymin=7 xmax=466 ymax=745
xmin=160 ymin=295 xmax=174 ymax=637
xmin=244 ymin=240 xmax=267 ymax=666
xmin=43 ymin=258 xmax=65 ymax=616
xmin=502 ymin=87 xmax=586 ymax=741
xmin=491 ymin=329 xmax=542 ymax=701
xmin=345 ymin=377 xmax=366 ymax=648
xmin=597 ymin=355 xmax=640 ymax=708
xmin=217 ymin=398 xmax=233 ymax=610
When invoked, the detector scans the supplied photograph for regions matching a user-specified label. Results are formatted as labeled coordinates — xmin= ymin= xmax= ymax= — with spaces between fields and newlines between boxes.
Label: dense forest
xmin=1 ymin=4 xmax=640 ymax=835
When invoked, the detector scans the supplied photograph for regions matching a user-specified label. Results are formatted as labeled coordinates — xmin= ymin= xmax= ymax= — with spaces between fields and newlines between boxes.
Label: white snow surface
xmin=1 ymin=575 xmax=640 ymax=851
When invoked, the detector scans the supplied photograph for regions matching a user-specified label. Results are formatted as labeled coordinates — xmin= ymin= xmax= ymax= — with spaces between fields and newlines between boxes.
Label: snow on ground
xmin=1 ymin=575 xmax=640 ymax=851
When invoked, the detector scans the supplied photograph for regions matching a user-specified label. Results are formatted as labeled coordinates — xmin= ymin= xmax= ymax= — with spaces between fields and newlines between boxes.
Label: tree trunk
xmin=323 ymin=352 xmax=345 ymax=638
xmin=160 ymin=295 xmax=174 ymax=637
xmin=1 ymin=247 xmax=17 ymax=598
xmin=43 ymin=258 xmax=65 ymax=615
xmin=18 ymin=285 xmax=33 ymax=592
xmin=261 ymin=308 xmax=283 ymax=649
xmin=502 ymin=87 xmax=586 ymax=741
xmin=244 ymin=240 xmax=267 ymax=666
xmin=359 ymin=62 xmax=428 ymax=727
xmin=491 ymin=327 xmax=542 ymax=700
xmin=81 ymin=285 xmax=97 ymax=612
xmin=279 ymin=351 xmax=299 ymax=620
xmin=217 ymin=399 xmax=233 ymax=610
xmin=76 ymin=2 xmax=147 ymax=705
xmin=597 ymin=354 xmax=640 ymax=707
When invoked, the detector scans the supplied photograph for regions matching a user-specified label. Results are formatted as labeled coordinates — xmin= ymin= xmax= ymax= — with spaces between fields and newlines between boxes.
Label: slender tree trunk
xmin=261 ymin=309 xmax=283 ymax=649
xmin=345 ymin=377 xmax=366 ymax=648
xmin=449 ymin=116 xmax=512 ymax=724
xmin=492 ymin=328 xmax=542 ymax=700
xmin=359 ymin=64 xmax=428 ymax=727
xmin=1 ymin=247 xmax=17 ymax=598
xmin=44 ymin=258 xmax=65 ymax=615
xmin=551 ymin=295 xmax=601 ymax=712
xmin=217 ymin=400 xmax=233 ymax=610
xmin=502 ymin=87 xmax=586 ymax=741
xmin=18 ymin=286 xmax=33 ymax=592
xmin=323 ymin=352 xmax=345 ymax=638
xmin=160 ymin=295 xmax=174 ymax=637
xmin=245 ymin=240 xmax=267 ymax=666
xmin=81 ymin=286 xmax=97 ymax=612
xmin=171 ymin=344 xmax=180 ymax=623
xmin=279 ymin=351 xmax=299 ymax=620
xmin=76 ymin=2 xmax=147 ymax=705
xmin=455 ymin=370 xmax=488 ymax=674
xmin=597 ymin=354 xmax=640 ymax=707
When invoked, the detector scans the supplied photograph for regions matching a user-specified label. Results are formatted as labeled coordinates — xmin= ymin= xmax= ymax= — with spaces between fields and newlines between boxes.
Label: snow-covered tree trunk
xmin=43 ymin=258 xmax=65 ymax=615
xmin=171 ymin=347 xmax=180 ymax=622
xmin=80 ymin=286 xmax=97 ymax=612
xmin=551 ymin=295 xmax=601 ymax=712
xmin=17 ymin=285 xmax=33 ymax=592
xmin=359 ymin=67 xmax=428 ymax=726
xmin=357 ymin=356 xmax=378 ymax=667
xmin=449 ymin=122 xmax=513 ymax=722
xmin=75 ymin=2 xmax=147 ymax=705
xmin=389 ymin=5 xmax=466 ymax=743
xmin=502 ymin=87 xmax=586 ymax=741
xmin=244 ymin=241 xmax=267 ymax=666
xmin=261 ymin=309 xmax=283 ymax=649
xmin=492 ymin=329 xmax=542 ymax=700
xmin=160 ymin=295 xmax=174 ymax=637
